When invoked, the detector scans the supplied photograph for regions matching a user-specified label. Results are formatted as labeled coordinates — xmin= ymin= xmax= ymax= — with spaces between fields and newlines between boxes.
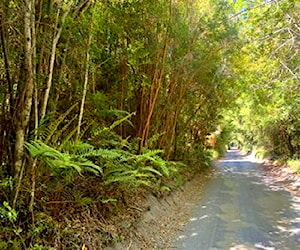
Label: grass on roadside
xmin=287 ymin=159 xmax=300 ymax=174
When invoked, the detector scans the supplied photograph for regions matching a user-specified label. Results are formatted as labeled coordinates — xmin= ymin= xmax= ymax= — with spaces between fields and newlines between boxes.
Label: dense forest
xmin=0 ymin=0 xmax=299 ymax=249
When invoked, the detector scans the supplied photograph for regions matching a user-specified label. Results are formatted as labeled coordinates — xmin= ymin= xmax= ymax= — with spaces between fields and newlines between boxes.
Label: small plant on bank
xmin=287 ymin=159 xmax=300 ymax=174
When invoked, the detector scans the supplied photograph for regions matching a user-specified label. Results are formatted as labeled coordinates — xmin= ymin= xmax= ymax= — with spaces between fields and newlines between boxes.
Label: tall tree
xmin=13 ymin=0 xmax=35 ymax=205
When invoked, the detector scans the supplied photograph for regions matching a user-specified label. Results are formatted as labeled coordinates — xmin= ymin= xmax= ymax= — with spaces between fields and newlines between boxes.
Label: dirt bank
xmin=262 ymin=161 xmax=300 ymax=197
xmin=105 ymin=171 xmax=212 ymax=250
xmin=248 ymin=151 xmax=300 ymax=197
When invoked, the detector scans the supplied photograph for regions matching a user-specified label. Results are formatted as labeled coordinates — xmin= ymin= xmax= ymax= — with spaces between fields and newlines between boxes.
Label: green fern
xmin=104 ymin=168 xmax=153 ymax=187
xmin=80 ymin=148 xmax=123 ymax=159
xmin=74 ymin=192 xmax=93 ymax=207
xmin=150 ymin=157 xmax=169 ymax=177
xmin=42 ymin=104 xmax=77 ymax=144
xmin=25 ymin=137 xmax=176 ymax=190
xmin=51 ymin=115 xmax=77 ymax=143
xmin=147 ymin=133 xmax=164 ymax=148
xmin=128 ymin=149 xmax=170 ymax=177
xmin=102 ymin=149 xmax=171 ymax=188
xmin=58 ymin=124 xmax=83 ymax=151
xmin=25 ymin=140 xmax=102 ymax=177
xmin=142 ymin=166 xmax=163 ymax=176
xmin=126 ymin=149 xmax=163 ymax=162
xmin=62 ymin=141 xmax=95 ymax=155
xmin=107 ymin=112 xmax=134 ymax=130
xmin=92 ymin=112 xmax=135 ymax=136
xmin=138 ymin=149 xmax=163 ymax=159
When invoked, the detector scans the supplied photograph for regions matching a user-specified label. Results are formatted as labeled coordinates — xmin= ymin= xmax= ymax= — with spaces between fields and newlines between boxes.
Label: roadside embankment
xmin=249 ymin=151 xmax=300 ymax=197
xmin=105 ymin=170 xmax=212 ymax=249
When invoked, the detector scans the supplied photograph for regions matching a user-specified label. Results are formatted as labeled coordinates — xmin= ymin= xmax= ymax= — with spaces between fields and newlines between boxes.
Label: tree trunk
xmin=0 ymin=7 xmax=14 ymax=167
xmin=13 ymin=0 xmax=35 ymax=206
xmin=40 ymin=8 xmax=68 ymax=121
xmin=77 ymin=24 xmax=92 ymax=140
xmin=0 ymin=10 xmax=13 ymax=114
xmin=29 ymin=0 xmax=37 ymax=216
xmin=140 ymin=40 xmax=168 ymax=149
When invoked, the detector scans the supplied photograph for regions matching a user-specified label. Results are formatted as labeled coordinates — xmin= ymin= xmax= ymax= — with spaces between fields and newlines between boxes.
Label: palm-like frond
xmin=80 ymin=148 xmax=123 ymax=159
xmin=42 ymin=104 xmax=77 ymax=144
xmin=92 ymin=112 xmax=135 ymax=137
xmin=26 ymin=138 xmax=176 ymax=189
xmin=25 ymin=140 xmax=102 ymax=176
xmin=102 ymin=149 xmax=171 ymax=188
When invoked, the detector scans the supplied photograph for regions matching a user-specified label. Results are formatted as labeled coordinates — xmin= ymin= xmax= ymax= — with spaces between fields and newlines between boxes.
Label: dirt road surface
xmin=173 ymin=150 xmax=300 ymax=250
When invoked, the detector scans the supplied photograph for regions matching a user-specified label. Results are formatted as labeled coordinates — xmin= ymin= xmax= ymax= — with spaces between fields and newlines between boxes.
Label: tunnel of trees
xmin=0 ymin=0 xmax=299 ymax=248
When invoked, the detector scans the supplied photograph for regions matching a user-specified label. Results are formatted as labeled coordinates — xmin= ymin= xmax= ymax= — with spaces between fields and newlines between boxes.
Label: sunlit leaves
xmin=228 ymin=0 xmax=299 ymax=158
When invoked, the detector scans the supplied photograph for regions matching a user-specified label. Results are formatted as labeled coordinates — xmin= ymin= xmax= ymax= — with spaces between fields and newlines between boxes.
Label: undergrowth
xmin=1 ymin=139 xmax=186 ymax=249
xmin=0 ymin=111 xmax=205 ymax=249
xmin=287 ymin=159 xmax=300 ymax=174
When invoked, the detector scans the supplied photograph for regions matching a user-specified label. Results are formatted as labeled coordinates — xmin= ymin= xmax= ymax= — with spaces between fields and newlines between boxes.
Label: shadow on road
xmin=174 ymin=150 xmax=300 ymax=250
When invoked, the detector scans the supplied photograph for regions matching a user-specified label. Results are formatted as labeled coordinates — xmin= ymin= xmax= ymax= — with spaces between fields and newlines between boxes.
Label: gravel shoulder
xmin=248 ymin=151 xmax=300 ymax=197
xmin=105 ymin=170 xmax=212 ymax=250
xmin=261 ymin=161 xmax=300 ymax=197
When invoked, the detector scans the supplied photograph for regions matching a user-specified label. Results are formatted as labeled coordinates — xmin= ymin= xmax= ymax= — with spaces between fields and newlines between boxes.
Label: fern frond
xmin=151 ymin=157 xmax=169 ymax=177
xmin=135 ymin=180 xmax=152 ymax=187
xmin=135 ymin=149 xmax=163 ymax=162
xmin=80 ymin=148 xmax=123 ymax=159
xmin=58 ymin=124 xmax=82 ymax=150
xmin=25 ymin=140 xmax=64 ymax=160
xmin=141 ymin=149 xmax=164 ymax=158
xmin=74 ymin=157 xmax=103 ymax=174
xmin=104 ymin=175 xmax=133 ymax=184
xmin=107 ymin=112 xmax=135 ymax=130
xmin=25 ymin=140 xmax=102 ymax=176
xmin=44 ymin=103 xmax=77 ymax=144
xmin=51 ymin=115 xmax=77 ymax=143
xmin=141 ymin=167 xmax=162 ymax=176
xmin=104 ymin=165 xmax=132 ymax=175
xmin=64 ymin=141 xmax=95 ymax=154
xmin=126 ymin=149 xmax=163 ymax=162
xmin=147 ymin=133 xmax=164 ymax=148
xmin=94 ymin=112 xmax=135 ymax=136
xmin=77 ymin=121 xmax=94 ymax=141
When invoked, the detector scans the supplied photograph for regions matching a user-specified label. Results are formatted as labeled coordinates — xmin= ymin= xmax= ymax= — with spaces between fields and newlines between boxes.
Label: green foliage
xmin=29 ymin=212 xmax=56 ymax=242
xmin=287 ymin=160 xmax=300 ymax=175
xmin=92 ymin=112 xmax=134 ymax=137
xmin=0 ymin=201 xmax=18 ymax=223
xmin=0 ymin=176 xmax=13 ymax=192
xmin=100 ymin=198 xmax=118 ymax=204
xmin=103 ymin=149 xmax=173 ymax=188
xmin=42 ymin=104 xmax=78 ymax=144
xmin=180 ymin=142 xmax=213 ymax=169
xmin=0 ymin=201 xmax=24 ymax=249
xmin=226 ymin=0 xmax=299 ymax=161
xmin=74 ymin=192 xmax=93 ymax=207
xmin=25 ymin=140 xmax=103 ymax=180
xmin=29 ymin=244 xmax=56 ymax=250
xmin=214 ymin=126 xmax=232 ymax=156
xmin=3 ymin=0 xmax=299 ymax=248
xmin=253 ymin=146 xmax=270 ymax=160
xmin=25 ymin=139 xmax=176 ymax=190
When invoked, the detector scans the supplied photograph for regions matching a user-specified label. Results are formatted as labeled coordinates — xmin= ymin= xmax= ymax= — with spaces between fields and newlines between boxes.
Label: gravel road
xmin=174 ymin=150 xmax=300 ymax=250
